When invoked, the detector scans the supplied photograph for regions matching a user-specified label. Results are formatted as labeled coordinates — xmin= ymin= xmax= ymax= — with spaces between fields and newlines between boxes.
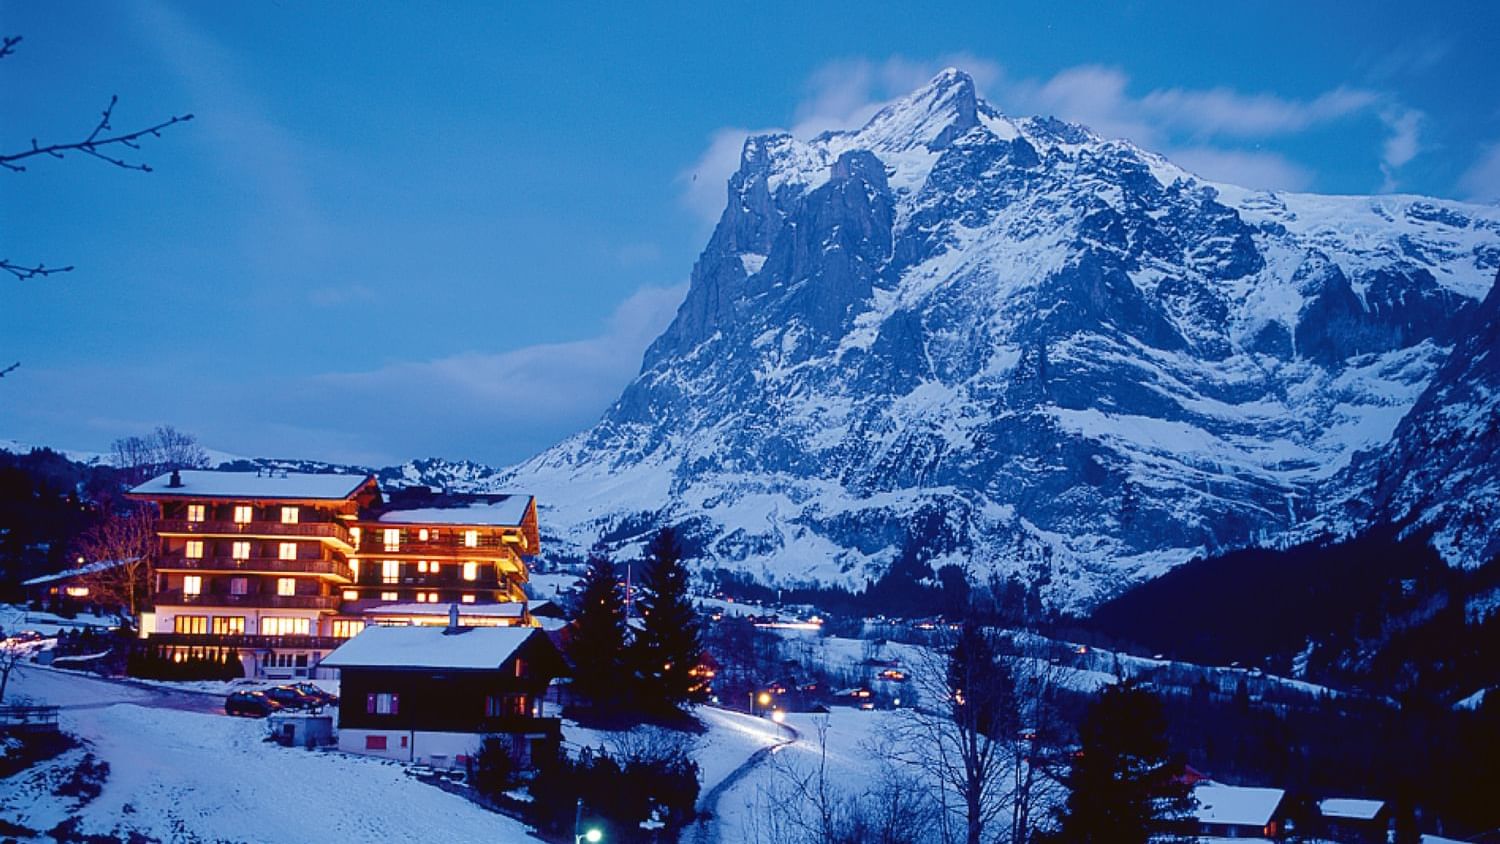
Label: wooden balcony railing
xmin=142 ymin=632 xmax=349 ymax=650
xmin=154 ymin=589 xmax=341 ymax=611
xmin=159 ymin=519 xmax=352 ymax=545
xmin=157 ymin=556 xmax=351 ymax=579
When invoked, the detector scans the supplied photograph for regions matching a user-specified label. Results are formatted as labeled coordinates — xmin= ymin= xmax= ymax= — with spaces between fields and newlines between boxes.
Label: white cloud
xmin=1459 ymin=143 xmax=1500 ymax=202
xmin=1378 ymin=108 xmax=1423 ymax=191
xmin=678 ymin=126 xmax=768 ymax=227
xmin=1168 ymin=147 xmax=1314 ymax=192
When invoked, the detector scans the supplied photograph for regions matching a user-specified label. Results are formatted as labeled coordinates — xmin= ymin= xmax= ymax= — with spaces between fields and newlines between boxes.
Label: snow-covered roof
xmin=320 ymin=625 xmax=542 ymax=670
xmin=1319 ymin=798 xmax=1385 ymax=820
xmin=360 ymin=602 xmax=526 ymax=619
xmin=22 ymin=558 xmax=135 ymax=587
xmin=374 ymin=496 xmax=532 ymax=526
xmin=131 ymin=470 xmax=371 ymax=501
xmin=1192 ymin=782 xmax=1286 ymax=827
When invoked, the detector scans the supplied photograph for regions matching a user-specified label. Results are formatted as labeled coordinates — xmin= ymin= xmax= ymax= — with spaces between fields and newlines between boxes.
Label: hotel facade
xmin=126 ymin=469 xmax=542 ymax=679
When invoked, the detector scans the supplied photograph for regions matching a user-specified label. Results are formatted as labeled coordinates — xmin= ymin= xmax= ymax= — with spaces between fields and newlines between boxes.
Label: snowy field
xmin=1 ymin=666 xmax=532 ymax=842
xmin=0 ymin=604 xmax=118 ymax=636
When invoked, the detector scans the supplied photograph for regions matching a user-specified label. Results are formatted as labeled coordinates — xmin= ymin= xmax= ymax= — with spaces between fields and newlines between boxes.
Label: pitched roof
xmin=373 ymin=495 xmax=533 ymax=526
xmin=319 ymin=625 xmax=542 ymax=670
xmin=131 ymin=470 xmax=371 ymax=501
xmin=1192 ymin=782 xmax=1286 ymax=828
xmin=1319 ymin=798 xmax=1385 ymax=820
xmin=21 ymin=558 xmax=135 ymax=587
xmin=360 ymin=602 xmax=527 ymax=619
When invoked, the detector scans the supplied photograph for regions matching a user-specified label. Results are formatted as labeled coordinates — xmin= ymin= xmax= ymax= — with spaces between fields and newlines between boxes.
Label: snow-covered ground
xmin=1 ymin=667 xmax=531 ymax=842
xmin=0 ymin=604 xmax=119 ymax=637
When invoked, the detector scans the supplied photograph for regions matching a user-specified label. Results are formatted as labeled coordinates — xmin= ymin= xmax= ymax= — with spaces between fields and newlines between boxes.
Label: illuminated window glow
xmin=429 ymin=561 xmax=440 ymax=574
xmin=382 ymin=559 xmax=399 ymax=584
xmin=185 ymin=540 xmax=204 ymax=559
xmin=261 ymin=617 xmax=310 ymax=636
xmin=187 ymin=504 xmax=206 ymax=523
xmin=461 ymin=594 xmax=475 ymax=603
xmin=65 ymin=585 xmax=90 ymax=598
xmin=383 ymin=528 xmax=400 ymax=551
xmin=417 ymin=560 xmax=428 ymax=574
xmin=232 ymin=541 xmax=251 ymax=560
xmin=277 ymin=578 xmax=296 ymax=596
xmin=380 ymin=591 xmax=398 ymax=601
xmin=280 ymin=506 xmax=299 ymax=524
xmin=174 ymin=615 xmax=208 ymax=634
xmin=332 ymin=619 xmax=365 ymax=638
xmin=418 ymin=528 xmax=429 ymax=541
xmin=233 ymin=505 xmax=253 ymax=524
xmin=183 ymin=575 xmax=202 ymax=596
xmin=464 ymin=530 xmax=478 ymax=548
xmin=212 ymin=616 xmax=245 ymax=635
xmin=463 ymin=562 xmax=478 ymax=581
xmin=279 ymin=542 xmax=297 ymax=561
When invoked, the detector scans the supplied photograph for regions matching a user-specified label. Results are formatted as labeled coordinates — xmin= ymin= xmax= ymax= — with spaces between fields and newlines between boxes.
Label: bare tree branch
xmin=0 ymin=35 xmax=20 ymax=60
xmin=1 ymin=259 xmax=74 ymax=280
xmin=0 ymin=362 xmax=17 ymax=379
xmin=1 ymin=94 xmax=194 ymax=173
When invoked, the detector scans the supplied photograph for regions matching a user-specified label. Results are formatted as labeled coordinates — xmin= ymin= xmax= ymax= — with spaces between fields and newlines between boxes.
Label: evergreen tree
xmin=565 ymin=550 xmax=630 ymax=710
xmin=1047 ymin=680 xmax=1192 ymax=844
xmin=630 ymin=528 xmax=705 ymax=711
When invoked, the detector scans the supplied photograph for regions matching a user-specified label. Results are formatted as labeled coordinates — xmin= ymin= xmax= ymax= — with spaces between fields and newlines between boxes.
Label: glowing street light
xmin=575 ymin=798 xmax=603 ymax=844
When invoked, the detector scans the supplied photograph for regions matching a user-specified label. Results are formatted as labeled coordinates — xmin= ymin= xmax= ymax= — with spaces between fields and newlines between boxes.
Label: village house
xmin=1317 ymin=797 xmax=1390 ymax=843
xmin=1189 ymin=781 xmax=1290 ymax=839
xmin=319 ymin=615 xmax=564 ymax=768
xmin=124 ymin=469 xmax=540 ymax=679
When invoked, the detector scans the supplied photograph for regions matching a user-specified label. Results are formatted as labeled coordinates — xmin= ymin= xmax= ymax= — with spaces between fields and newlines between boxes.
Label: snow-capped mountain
xmin=507 ymin=70 xmax=1500 ymax=608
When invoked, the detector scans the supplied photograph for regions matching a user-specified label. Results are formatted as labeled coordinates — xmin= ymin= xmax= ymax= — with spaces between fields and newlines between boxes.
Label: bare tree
xmin=0 ymin=637 xmax=25 ymax=703
xmin=73 ymin=504 xmax=159 ymax=620
xmin=1 ymin=34 xmax=194 ymax=282
xmin=111 ymin=425 xmax=210 ymax=484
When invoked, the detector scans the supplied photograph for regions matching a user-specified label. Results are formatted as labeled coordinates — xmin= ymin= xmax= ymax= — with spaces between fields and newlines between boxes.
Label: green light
xmin=585 ymin=829 xmax=603 ymax=843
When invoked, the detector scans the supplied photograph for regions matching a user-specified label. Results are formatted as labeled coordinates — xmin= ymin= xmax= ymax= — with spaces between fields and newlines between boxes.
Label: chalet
xmin=1190 ymin=781 xmax=1289 ymax=839
xmin=319 ymin=617 xmax=564 ymax=768
xmin=1317 ymin=797 xmax=1389 ymax=843
xmin=125 ymin=469 xmax=541 ymax=679
xmin=20 ymin=558 xmax=133 ymax=607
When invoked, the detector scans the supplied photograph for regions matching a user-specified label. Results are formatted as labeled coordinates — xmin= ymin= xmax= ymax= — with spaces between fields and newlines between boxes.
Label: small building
xmin=1191 ymin=781 xmax=1288 ymax=839
xmin=320 ymin=617 xmax=564 ymax=769
xmin=267 ymin=711 xmax=335 ymax=749
xmin=1318 ymin=797 xmax=1389 ymax=843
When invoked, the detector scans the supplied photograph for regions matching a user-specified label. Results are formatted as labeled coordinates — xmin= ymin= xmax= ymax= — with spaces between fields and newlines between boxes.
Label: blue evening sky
xmin=2 ymin=1 xmax=1498 ymax=466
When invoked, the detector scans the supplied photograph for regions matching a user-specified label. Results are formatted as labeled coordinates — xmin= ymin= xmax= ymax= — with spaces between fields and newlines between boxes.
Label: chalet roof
xmin=360 ymin=602 xmax=527 ymax=619
xmin=1192 ymin=782 xmax=1286 ymax=828
xmin=372 ymin=495 xmax=532 ymax=527
xmin=131 ymin=470 xmax=371 ymax=501
xmin=21 ymin=558 xmax=134 ymax=587
xmin=319 ymin=625 xmax=543 ymax=670
xmin=1318 ymin=798 xmax=1385 ymax=820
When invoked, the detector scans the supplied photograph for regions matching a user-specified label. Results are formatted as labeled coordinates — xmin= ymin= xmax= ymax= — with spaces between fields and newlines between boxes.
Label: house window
xmin=262 ymin=617 xmax=310 ymax=636
xmin=365 ymin=734 xmax=387 ymax=751
xmin=332 ymin=619 xmax=365 ymax=638
xmin=462 ymin=594 xmax=476 ymax=604
xmin=174 ymin=615 xmax=208 ymax=634
xmin=350 ymin=526 xmax=362 ymax=546
xmin=485 ymin=694 xmax=526 ymax=718
xmin=212 ymin=616 xmax=245 ymax=635
xmin=185 ymin=540 xmax=204 ymax=559
xmin=277 ymin=578 xmax=296 ymax=597
xmin=383 ymin=528 xmax=400 ymax=551
xmin=463 ymin=562 xmax=478 ymax=581
xmin=278 ymin=542 xmax=297 ymax=561
xmin=514 ymin=658 xmax=527 ymax=678
xmin=418 ymin=528 xmax=429 ymax=541
xmin=280 ymin=506 xmax=299 ymax=524
xmin=342 ymin=589 xmax=359 ymax=601
xmin=233 ymin=505 xmax=253 ymax=524
xmin=382 ymin=560 xmax=399 ymax=584
xmin=232 ymin=541 xmax=251 ymax=560
xmin=464 ymin=530 xmax=478 ymax=548
xmin=417 ymin=560 xmax=428 ymax=574
xmin=183 ymin=575 xmax=202 ymax=596
xmin=350 ymin=559 xmax=360 ymax=577
xmin=230 ymin=577 xmax=248 ymax=595
xmin=367 ymin=693 xmax=399 ymax=715
xmin=429 ymin=561 xmax=440 ymax=575
xmin=187 ymin=504 xmax=206 ymax=523
xmin=380 ymin=591 xmax=398 ymax=601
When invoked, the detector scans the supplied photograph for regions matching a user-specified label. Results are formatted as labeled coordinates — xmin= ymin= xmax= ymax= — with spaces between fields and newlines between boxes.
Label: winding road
xmin=685 ymin=717 xmax=800 ymax=844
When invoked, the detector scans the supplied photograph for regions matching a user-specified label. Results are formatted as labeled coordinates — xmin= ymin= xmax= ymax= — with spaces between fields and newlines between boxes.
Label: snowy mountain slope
xmin=489 ymin=68 xmax=1500 ymax=610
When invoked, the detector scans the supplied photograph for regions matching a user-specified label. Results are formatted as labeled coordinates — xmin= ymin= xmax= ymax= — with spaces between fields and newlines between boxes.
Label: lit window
xmin=233 ymin=505 xmax=253 ymax=524
xmin=280 ymin=506 xmax=299 ymax=524
xmin=65 ymin=585 xmax=90 ymax=598
xmin=464 ymin=530 xmax=478 ymax=548
xmin=380 ymin=591 xmax=398 ymax=601
xmin=342 ymin=589 xmax=359 ymax=601
xmin=418 ymin=528 xmax=429 ymax=541
xmin=230 ymin=577 xmax=248 ymax=595
xmin=382 ymin=559 xmax=399 ymax=584
xmin=212 ymin=616 xmax=245 ymax=635
xmin=461 ymin=594 xmax=476 ymax=604
xmin=415 ymin=592 xmax=428 ymax=603
xmin=350 ymin=526 xmax=362 ymax=546
xmin=183 ymin=575 xmax=202 ymax=596
xmin=279 ymin=542 xmax=297 ymax=561
xmin=187 ymin=504 xmax=206 ymax=523
xmin=174 ymin=615 xmax=208 ymax=634
xmin=261 ymin=617 xmax=310 ymax=636
xmin=417 ymin=560 xmax=429 ymax=574
xmin=350 ymin=558 xmax=360 ymax=577
xmin=485 ymin=694 xmax=526 ymax=717
xmin=463 ymin=562 xmax=478 ymax=581
xmin=367 ymin=693 xmax=399 ymax=715
xmin=429 ymin=562 xmax=440 ymax=575
xmin=428 ymin=591 xmax=440 ymax=602
xmin=277 ymin=578 xmax=295 ymax=597
xmin=185 ymin=540 xmax=204 ymax=559
xmin=232 ymin=541 xmax=251 ymax=560
xmin=383 ymin=528 xmax=400 ymax=551
xmin=333 ymin=619 xmax=365 ymax=638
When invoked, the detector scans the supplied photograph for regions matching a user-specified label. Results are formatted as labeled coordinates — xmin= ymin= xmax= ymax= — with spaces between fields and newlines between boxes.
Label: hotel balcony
xmin=159 ymin=518 xmax=353 ymax=547
xmin=141 ymin=632 xmax=350 ymax=650
xmin=157 ymin=556 xmax=352 ymax=580
xmin=154 ymin=589 xmax=341 ymax=611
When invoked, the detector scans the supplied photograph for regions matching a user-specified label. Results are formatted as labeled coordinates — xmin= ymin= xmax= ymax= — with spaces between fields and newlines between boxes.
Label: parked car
xmin=225 ymin=690 xmax=282 ymax=717
xmin=263 ymin=685 xmax=322 ymax=710
xmin=287 ymin=682 xmax=338 ymax=707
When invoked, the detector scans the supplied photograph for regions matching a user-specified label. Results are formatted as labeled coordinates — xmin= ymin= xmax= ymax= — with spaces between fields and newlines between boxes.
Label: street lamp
xmin=575 ymin=798 xmax=603 ymax=844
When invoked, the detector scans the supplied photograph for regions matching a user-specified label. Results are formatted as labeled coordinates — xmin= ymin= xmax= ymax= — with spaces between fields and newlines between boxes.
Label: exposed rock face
xmin=484 ymin=69 xmax=1500 ymax=610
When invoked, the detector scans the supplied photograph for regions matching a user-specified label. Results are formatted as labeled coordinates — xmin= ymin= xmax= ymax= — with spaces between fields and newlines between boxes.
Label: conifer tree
xmin=630 ymin=527 xmax=706 ymax=711
xmin=565 ymin=550 xmax=629 ymax=710
xmin=1046 ymin=679 xmax=1193 ymax=844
